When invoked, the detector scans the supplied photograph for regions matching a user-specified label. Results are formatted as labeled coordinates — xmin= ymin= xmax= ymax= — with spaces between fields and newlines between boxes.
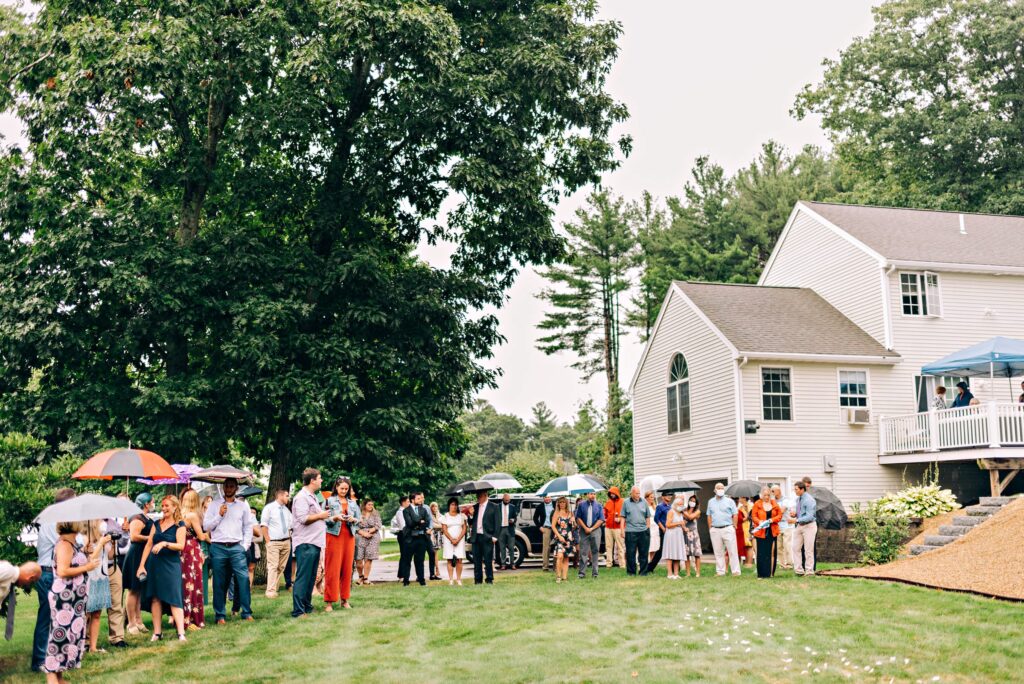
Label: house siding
xmin=742 ymin=361 xmax=910 ymax=507
xmin=761 ymin=209 xmax=887 ymax=346
xmin=632 ymin=288 xmax=739 ymax=484
xmin=886 ymin=270 xmax=1024 ymax=409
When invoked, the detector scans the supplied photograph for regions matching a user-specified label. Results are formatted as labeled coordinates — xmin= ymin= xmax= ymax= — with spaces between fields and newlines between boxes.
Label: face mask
xmin=715 ymin=490 xmax=724 ymax=498
xmin=688 ymin=501 xmax=696 ymax=508
xmin=673 ymin=504 xmax=684 ymax=512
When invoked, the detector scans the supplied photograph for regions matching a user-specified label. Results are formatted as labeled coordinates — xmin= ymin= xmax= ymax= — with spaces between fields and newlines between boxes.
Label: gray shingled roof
xmin=675 ymin=281 xmax=900 ymax=359
xmin=804 ymin=201 xmax=1024 ymax=268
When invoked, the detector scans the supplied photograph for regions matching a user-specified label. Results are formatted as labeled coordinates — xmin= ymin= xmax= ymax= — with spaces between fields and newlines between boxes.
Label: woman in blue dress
xmin=137 ymin=495 xmax=187 ymax=641
xmin=121 ymin=492 xmax=154 ymax=634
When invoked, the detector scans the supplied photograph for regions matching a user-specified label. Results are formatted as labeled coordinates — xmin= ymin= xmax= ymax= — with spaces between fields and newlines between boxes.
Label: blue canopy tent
xmin=922 ymin=336 xmax=1024 ymax=401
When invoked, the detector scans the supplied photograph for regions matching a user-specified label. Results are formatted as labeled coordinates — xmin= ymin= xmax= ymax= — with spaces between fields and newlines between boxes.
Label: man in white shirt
xmin=772 ymin=485 xmax=796 ymax=569
xmin=203 ymin=478 xmax=255 ymax=623
xmin=259 ymin=489 xmax=293 ymax=598
xmin=1 ymin=560 xmax=41 ymax=641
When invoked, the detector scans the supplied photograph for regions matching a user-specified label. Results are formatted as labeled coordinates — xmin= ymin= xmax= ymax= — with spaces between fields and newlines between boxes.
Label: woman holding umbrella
xmin=122 ymin=493 xmax=154 ymax=635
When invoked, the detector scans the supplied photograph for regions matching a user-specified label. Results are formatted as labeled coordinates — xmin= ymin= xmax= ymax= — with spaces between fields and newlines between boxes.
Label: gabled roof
xmin=803 ymin=201 xmax=1024 ymax=268
xmin=674 ymin=281 xmax=900 ymax=360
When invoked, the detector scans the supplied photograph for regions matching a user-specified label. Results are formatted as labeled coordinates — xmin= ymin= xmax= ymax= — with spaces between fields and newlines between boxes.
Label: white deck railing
xmin=879 ymin=403 xmax=1024 ymax=455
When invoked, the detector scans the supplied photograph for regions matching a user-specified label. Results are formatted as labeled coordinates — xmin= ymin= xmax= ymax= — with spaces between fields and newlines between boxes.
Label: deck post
xmin=928 ymin=409 xmax=940 ymax=452
xmin=987 ymin=402 xmax=1001 ymax=449
xmin=878 ymin=415 xmax=887 ymax=455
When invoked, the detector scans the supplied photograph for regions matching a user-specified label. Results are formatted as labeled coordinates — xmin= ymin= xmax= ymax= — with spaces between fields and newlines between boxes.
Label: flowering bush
xmin=875 ymin=483 xmax=959 ymax=519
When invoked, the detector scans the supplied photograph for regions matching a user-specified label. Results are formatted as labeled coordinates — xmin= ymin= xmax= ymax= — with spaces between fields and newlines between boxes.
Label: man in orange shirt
xmin=603 ymin=487 xmax=626 ymax=568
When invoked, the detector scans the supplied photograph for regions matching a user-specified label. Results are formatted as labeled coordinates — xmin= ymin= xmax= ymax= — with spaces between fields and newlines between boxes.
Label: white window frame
xmin=666 ymin=353 xmax=692 ymax=435
xmin=898 ymin=271 xmax=943 ymax=318
xmin=837 ymin=368 xmax=871 ymax=409
xmin=755 ymin=475 xmax=791 ymax=496
xmin=760 ymin=365 xmax=794 ymax=423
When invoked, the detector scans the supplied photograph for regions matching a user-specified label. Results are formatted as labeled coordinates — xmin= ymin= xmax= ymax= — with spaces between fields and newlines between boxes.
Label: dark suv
xmin=466 ymin=494 xmax=605 ymax=568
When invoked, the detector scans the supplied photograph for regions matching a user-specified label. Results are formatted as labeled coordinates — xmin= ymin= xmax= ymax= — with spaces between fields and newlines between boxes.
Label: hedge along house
xmin=630 ymin=201 xmax=1024 ymax=509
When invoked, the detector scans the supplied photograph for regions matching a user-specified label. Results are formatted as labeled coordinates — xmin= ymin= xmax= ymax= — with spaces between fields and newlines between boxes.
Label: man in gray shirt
xmin=620 ymin=486 xmax=651 ymax=576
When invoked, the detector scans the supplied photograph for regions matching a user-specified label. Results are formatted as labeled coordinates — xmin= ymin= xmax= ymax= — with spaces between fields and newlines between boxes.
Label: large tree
xmin=535 ymin=190 xmax=636 ymax=429
xmin=795 ymin=0 xmax=1024 ymax=213
xmin=0 ymin=0 xmax=628 ymax=502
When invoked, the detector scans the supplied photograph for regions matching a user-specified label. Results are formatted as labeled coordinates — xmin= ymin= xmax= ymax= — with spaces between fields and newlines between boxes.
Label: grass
xmin=2 ymin=565 xmax=1022 ymax=683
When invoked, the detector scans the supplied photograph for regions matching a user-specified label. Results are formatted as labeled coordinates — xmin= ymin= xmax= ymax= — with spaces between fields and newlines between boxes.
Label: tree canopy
xmin=0 ymin=0 xmax=629 ymax=502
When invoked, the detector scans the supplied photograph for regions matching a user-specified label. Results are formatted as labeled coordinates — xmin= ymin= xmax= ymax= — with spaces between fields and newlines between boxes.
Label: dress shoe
xmin=402 ymin=580 xmax=410 ymax=586
xmin=216 ymin=619 xmax=226 ymax=625
xmin=418 ymin=580 xmax=426 ymax=586
xmin=111 ymin=641 xmax=128 ymax=649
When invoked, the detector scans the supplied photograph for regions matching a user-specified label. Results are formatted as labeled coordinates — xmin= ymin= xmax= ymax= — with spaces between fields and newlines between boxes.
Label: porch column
xmin=928 ymin=409 xmax=940 ymax=452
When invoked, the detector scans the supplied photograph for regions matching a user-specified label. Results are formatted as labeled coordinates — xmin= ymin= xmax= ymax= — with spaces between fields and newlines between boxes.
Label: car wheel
xmin=513 ymin=538 xmax=527 ymax=568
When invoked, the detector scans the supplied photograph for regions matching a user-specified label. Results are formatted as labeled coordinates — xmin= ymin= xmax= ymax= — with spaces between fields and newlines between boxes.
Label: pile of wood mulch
xmin=827 ymin=497 xmax=1024 ymax=601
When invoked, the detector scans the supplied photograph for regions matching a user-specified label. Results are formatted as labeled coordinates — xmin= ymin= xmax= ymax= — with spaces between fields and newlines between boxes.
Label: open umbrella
xmin=137 ymin=463 xmax=202 ymax=486
xmin=35 ymin=493 xmax=141 ymax=525
xmin=73 ymin=448 xmax=178 ymax=494
xmin=723 ymin=480 xmax=763 ymax=498
xmin=638 ymin=474 xmax=667 ymax=495
xmin=659 ymin=479 xmax=701 ymax=494
xmin=808 ymin=486 xmax=848 ymax=530
xmin=445 ymin=480 xmax=495 ymax=496
xmin=535 ymin=474 xmax=606 ymax=497
xmin=238 ymin=485 xmax=264 ymax=499
xmin=191 ymin=465 xmax=255 ymax=484
xmin=479 ymin=472 xmax=523 ymax=490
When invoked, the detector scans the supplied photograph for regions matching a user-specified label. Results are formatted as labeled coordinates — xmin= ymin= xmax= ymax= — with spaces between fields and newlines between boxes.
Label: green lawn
xmin=2 ymin=566 xmax=1021 ymax=683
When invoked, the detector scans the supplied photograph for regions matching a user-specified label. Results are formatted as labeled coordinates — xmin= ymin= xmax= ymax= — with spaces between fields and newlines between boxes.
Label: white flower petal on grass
xmin=813 ymin=669 xmax=821 ymax=674
xmin=839 ymin=648 xmax=847 ymax=654
xmin=931 ymin=677 xmax=940 ymax=682
xmin=740 ymin=640 xmax=750 ymax=645
xmin=753 ymin=630 xmax=761 ymax=636
xmin=904 ymin=658 xmax=910 ymax=665
xmin=785 ymin=636 xmax=793 ymax=641
xmin=745 ymin=648 xmax=751 ymax=653
xmin=805 ymin=646 xmax=812 ymax=653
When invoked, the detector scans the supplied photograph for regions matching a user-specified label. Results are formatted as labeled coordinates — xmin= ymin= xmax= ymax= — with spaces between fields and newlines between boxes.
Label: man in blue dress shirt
xmin=790 ymin=481 xmax=818 ymax=576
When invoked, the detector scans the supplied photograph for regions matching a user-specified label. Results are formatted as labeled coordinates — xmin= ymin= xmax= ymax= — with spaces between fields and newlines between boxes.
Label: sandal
xmin=341 ymin=601 xmax=351 ymax=610
xmin=177 ymin=633 xmax=187 ymax=642
xmin=150 ymin=633 xmax=162 ymax=642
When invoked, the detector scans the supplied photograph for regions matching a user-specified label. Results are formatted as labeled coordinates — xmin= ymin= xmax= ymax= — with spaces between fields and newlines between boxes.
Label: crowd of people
xmin=2 ymin=466 xmax=824 ymax=681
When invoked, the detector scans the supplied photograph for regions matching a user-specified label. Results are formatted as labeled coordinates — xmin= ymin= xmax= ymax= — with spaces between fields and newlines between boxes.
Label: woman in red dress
xmin=323 ymin=477 xmax=359 ymax=610
xmin=180 ymin=489 xmax=208 ymax=630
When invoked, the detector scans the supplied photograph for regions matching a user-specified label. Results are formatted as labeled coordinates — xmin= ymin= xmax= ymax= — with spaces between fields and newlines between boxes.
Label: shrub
xmin=875 ymin=483 xmax=959 ymax=519
xmin=851 ymin=502 xmax=911 ymax=565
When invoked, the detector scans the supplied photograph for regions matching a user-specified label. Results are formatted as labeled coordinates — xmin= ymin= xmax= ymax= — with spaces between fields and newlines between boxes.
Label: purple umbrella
xmin=136 ymin=463 xmax=202 ymax=486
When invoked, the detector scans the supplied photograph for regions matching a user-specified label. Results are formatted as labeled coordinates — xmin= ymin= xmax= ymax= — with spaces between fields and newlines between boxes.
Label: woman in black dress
xmin=121 ymin=492 xmax=154 ymax=634
xmin=137 ymin=494 xmax=187 ymax=641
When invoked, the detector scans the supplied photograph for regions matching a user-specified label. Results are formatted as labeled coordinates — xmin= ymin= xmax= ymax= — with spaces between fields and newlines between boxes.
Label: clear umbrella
xmin=35 ymin=493 xmax=142 ymax=524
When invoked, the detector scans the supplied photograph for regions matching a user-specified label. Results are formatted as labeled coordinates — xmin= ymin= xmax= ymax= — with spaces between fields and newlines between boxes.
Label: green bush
xmin=875 ymin=483 xmax=959 ymax=519
xmin=851 ymin=502 xmax=911 ymax=565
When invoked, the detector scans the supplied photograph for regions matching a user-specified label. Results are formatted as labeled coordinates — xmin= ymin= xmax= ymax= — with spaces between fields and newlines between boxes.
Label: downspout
xmin=734 ymin=356 xmax=749 ymax=480
xmin=880 ymin=263 xmax=896 ymax=350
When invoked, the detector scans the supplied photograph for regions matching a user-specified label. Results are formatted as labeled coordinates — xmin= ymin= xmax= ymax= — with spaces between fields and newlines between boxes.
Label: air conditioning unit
xmin=844 ymin=408 xmax=871 ymax=425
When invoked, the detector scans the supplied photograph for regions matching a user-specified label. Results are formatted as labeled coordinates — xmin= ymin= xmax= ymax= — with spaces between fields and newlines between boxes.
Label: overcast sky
xmin=0 ymin=1 xmax=879 ymax=424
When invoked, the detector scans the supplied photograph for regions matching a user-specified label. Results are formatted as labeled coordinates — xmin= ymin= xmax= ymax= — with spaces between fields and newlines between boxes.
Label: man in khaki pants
xmin=533 ymin=495 xmax=555 ymax=571
xmin=772 ymin=485 xmax=795 ymax=569
xmin=603 ymin=487 xmax=626 ymax=568
xmin=789 ymin=481 xmax=818 ymax=576
xmin=260 ymin=489 xmax=293 ymax=597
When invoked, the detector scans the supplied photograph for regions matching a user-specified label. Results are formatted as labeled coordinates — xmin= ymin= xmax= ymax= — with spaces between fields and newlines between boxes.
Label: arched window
xmin=667 ymin=353 xmax=691 ymax=433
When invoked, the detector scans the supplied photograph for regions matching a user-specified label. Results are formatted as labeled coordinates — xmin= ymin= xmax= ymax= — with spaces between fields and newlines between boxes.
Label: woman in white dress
xmin=644 ymin=491 xmax=660 ymax=566
xmin=440 ymin=497 xmax=467 ymax=585
xmin=661 ymin=495 xmax=688 ymax=579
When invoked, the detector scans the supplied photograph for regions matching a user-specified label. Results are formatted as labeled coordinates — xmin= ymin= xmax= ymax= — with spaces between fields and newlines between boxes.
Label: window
xmin=900 ymin=272 xmax=942 ymax=316
xmin=666 ymin=353 xmax=691 ymax=433
xmin=761 ymin=367 xmax=792 ymax=421
xmin=839 ymin=370 xmax=868 ymax=407
xmin=914 ymin=375 xmax=965 ymax=412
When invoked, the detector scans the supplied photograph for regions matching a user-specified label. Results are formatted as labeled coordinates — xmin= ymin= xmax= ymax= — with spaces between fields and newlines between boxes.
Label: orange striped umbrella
xmin=73 ymin=448 xmax=177 ymax=480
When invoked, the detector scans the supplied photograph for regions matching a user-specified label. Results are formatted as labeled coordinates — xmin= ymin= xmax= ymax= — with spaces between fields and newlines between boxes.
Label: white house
xmin=630 ymin=201 xmax=1024 ymax=507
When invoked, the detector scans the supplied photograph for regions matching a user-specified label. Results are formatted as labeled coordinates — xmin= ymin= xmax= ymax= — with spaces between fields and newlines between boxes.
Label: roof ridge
xmin=675 ymin=280 xmax=804 ymax=291
xmin=803 ymin=200 xmax=1024 ymax=222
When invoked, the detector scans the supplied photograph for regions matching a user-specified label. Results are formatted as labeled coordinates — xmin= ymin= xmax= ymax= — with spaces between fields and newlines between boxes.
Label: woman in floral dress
xmin=550 ymin=497 xmax=576 ymax=583
xmin=46 ymin=521 xmax=101 ymax=683
xmin=180 ymin=489 xmax=208 ymax=630
xmin=355 ymin=500 xmax=382 ymax=584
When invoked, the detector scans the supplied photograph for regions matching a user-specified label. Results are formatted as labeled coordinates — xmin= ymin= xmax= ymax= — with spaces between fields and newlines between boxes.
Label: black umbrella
xmin=808 ymin=486 xmax=848 ymax=530
xmin=445 ymin=480 xmax=495 ymax=496
xmin=238 ymin=485 xmax=264 ymax=499
xmin=723 ymin=480 xmax=763 ymax=498
xmin=658 ymin=479 xmax=701 ymax=494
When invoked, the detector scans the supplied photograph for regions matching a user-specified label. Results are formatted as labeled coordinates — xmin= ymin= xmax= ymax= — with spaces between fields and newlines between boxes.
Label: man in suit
xmin=496 ymin=493 xmax=519 ymax=570
xmin=533 ymin=495 xmax=554 ymax=571
xmin=468 ymin=491 xmax=500 ymax=584
xmin=391 ymin=495 xmax=411 ymax=582
xmin=402 ymin=492 xmax=432 ymax=586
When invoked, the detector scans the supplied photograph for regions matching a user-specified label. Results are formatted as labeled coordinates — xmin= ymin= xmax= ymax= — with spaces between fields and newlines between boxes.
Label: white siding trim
xmin=734 ymin=358 xmax=747 ymax=479
xmin=682 ymin=469 xmax=733 ymax=483
xmin=740 ymin=352 xmax=899 ymax=365
xmin=758 ymin=205 xmax=802 ymax=285
xmin=880 ymin=265 xmax=894 ymax=349
xmin=628 ymin=287 xmax=678 ymax=393
xmin=889 ymin=260 xmax=1024 ymax=276
xmin=879 ymin=446 xmax=1024 ymax=465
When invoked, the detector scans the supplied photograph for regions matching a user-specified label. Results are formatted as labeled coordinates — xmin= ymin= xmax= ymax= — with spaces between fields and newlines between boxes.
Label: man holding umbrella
xmin=203 ymin=478 xmax=255 ymax=623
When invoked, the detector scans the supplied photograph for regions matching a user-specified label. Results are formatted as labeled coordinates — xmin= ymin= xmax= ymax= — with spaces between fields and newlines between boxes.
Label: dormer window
xmin=899 ymin=272 xmax=942 ymax=317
